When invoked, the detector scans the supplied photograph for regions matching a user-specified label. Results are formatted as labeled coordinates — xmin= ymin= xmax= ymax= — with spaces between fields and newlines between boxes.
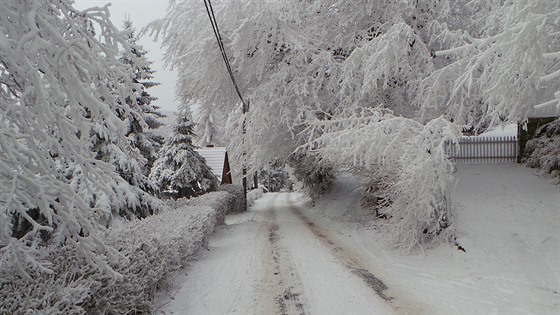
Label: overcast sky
xmin=73 ymin=0 xmax=179 ymax=113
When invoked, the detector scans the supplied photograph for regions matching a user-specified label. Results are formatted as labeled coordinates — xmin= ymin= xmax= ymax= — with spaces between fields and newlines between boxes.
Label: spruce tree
xmin=120 ymin=18 xmax=166 ymax=172
xmin=150 ymin=109 xmax=219 ymax=198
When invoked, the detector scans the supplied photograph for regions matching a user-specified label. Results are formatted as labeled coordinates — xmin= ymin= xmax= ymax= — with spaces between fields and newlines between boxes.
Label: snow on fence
xmin=446 ymin=136 xmax=518 ymax=163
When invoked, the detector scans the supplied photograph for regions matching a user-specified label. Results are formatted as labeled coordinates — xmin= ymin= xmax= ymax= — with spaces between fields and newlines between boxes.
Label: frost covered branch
xmin=0 ymin=0 xmax=165 ymax=278
xmin=299 ymin=109 xmax=461 ymax=251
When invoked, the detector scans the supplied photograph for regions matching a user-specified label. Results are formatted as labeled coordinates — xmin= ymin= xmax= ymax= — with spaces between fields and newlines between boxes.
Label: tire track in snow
xmin=287 ymin=196 xmax=424 ymax=315
xmin=262 ymin=197 xmax=307 ymax=315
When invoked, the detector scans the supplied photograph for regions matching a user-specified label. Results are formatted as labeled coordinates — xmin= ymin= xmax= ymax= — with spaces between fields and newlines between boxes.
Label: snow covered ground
xmin=308 ymin=164 xmax=559 ymax=314
xmin=153 ymin=164 xmax=559 ymax=314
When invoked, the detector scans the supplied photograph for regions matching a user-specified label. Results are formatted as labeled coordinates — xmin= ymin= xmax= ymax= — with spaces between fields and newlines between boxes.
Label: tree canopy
xmin=152 ymin=0 xmax=559 ymax=249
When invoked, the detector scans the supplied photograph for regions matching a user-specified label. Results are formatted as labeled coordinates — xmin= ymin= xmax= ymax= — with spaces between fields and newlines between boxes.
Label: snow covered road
xmin=154 ymin=165 xmax=559 ymax=315
xmin=154 ymin=193 xmax=421 ymax=314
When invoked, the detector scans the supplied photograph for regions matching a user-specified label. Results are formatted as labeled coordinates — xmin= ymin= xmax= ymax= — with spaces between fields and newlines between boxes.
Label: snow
xmin=477 ymin=123 xmax=518 ymax=137
xmin=307 ymin=165 xmax=560 ymax=314
xmin=154 ymin=164 xmax=559 ymax=314
xmin=154 ymin=195 xmax=396 ymax=314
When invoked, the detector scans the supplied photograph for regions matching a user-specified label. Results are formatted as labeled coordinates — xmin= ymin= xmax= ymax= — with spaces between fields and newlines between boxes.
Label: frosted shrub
xmin=218 ymin=185 xmax=246 ymax=213
xmin=523 ymin=119 xmax=560 ymax=183
xmin=300 ymin=109 xmax=461 ymax=251
xmin=248 ymin=188 xmax=265 ymax=208
xmin=1 ymin=246 xmax=100 ymax=314
xmin=0 ymin=192 xmax=235 ymax=313
xmin=184 ymin=191 xmax=236 ymax=225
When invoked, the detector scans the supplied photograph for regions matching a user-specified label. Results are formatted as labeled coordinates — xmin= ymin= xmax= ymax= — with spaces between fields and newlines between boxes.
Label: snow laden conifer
xmin=150 ymin=109 xmax=219 ymax=198
xmin=89 ymin=20 xmax=166 ymax=220
xmin=120 ymin=19 xmax=166 ymax=171
xmin=0 ymin=0 xmax=166 ymax=279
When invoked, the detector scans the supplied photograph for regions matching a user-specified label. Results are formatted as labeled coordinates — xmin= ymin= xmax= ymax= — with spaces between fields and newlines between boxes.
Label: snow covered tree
xmin=0 ymin=0 xmax=166 ymax=278
xmin=151 ymin=0 xmax=559 ymax=249
xmin=150 ymin=0 xmax=459 ymax=246
xmin=298 ymin=110 xmax=461 ymax=251
xmin=88 ymin=20 xmax=167 ymax=219
xmin=120 ymin=18 xmax=165 ymax=171
xmin=417 ymin=0 xmax=560 ymax=130
xmin=414 ymin=0 xmax=560 ymax=180
xmin=149 ymin=108 xmax=219 ymax=198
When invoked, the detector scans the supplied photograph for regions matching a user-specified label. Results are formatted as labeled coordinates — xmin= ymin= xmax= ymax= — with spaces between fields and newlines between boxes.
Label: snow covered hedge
xmin=248 ymin=188 xmax=265 ymax=208
xmin=218 ymin=184 xmax=246 ymax=213
xmin=0 ymin=191 xmax=235 ymax=314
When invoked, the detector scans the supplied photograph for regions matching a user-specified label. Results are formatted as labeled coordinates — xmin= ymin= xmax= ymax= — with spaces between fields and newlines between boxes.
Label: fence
xmin=446 ymin=136 xmax=518 ymax=163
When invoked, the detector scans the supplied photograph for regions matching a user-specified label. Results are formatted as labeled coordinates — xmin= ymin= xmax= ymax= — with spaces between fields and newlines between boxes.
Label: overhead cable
xmin=202 ymin=0 xmax=248 ymax=110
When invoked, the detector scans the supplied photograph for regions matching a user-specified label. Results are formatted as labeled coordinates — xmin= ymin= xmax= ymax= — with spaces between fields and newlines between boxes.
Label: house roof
xmin=195 ymin=147 xmax=227 ymax=182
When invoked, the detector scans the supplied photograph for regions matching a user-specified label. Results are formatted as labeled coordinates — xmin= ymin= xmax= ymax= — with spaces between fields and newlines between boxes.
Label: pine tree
xmin=149 ymin=109 xmax=219 ymax=198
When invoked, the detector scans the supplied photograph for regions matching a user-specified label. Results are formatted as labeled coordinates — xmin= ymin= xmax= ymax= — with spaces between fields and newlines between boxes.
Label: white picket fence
xmin=446 ymin=136 xmax=518 ymax=163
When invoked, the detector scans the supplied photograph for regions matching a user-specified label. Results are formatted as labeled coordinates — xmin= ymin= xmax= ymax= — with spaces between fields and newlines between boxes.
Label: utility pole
xmin=242 ymin=100 xmax=249 ymax=210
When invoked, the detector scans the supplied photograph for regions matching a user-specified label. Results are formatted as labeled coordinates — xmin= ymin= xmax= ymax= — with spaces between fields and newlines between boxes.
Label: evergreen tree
xmin=89 ymin=19 xmax=167 ymax=220
xmin=120 ymin=18 xmax=165 ymax=173
xmin=149 ymin=109 xmax=219 ymax=198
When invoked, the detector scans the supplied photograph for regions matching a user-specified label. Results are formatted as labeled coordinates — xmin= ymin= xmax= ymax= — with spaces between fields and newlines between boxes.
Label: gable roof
xmin=195 ymin=147 xmax=228 ymax=182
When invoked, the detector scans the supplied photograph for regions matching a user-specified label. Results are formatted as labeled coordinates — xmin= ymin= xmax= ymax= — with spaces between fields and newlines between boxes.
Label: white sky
xmin=73 ymin=0 xmax=179 ymax=113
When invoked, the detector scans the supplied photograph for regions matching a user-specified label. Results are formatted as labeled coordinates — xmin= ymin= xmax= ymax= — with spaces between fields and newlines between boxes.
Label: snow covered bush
xmin=300 ymin=110 xmax=461 ymax=251
xmin=523 ymin=119 xmax=560 ymax=183
xmin=247 ymin=188 xmax=265 ymax=208
xmin=218 ymin=185 xmax=246 ymax=213
xmin=0 ymin=192 xmax=234 ymax=313
xmin=1 ymin=245 xmax=105 ymax=314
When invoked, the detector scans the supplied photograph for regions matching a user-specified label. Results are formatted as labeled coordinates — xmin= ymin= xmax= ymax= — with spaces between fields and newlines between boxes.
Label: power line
xmin=202 ymin=0 xmax=248 ymax=111
xmin=202 ymin=0 xmax=249 ymax=209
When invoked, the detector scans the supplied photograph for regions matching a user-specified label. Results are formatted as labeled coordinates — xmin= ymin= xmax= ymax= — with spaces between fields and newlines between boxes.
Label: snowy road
xmin=154 ymin=193 xmax=424 ymax=315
